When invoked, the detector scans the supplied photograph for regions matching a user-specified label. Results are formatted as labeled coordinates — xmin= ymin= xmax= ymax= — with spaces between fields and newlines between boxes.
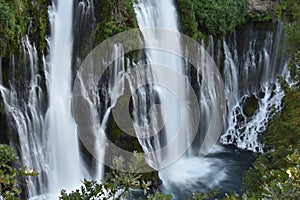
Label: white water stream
xmin=44 ymin=0 xmax=83 ymax=195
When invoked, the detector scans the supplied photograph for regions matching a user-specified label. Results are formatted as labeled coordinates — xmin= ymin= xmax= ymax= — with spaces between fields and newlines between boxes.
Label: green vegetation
xmin=95 ymin=0 xmax=137 ymax=44
xmin=0 ymin=0 xmax=26 ymax=55
xmin=60 ymin=155 xmax=225 ymax=199
xmin=0 ymin=0 xmax=49 ymax=56
xmin=0 ymin=144 xmax=37 ymax=199
xmin=176 ymin=0 xmax=249 ymax=39
xmin=243 ymin=72 xmax=300 ymax=197
xmin=276 ymin=0 xmax=300 ymax=58
xmin=26 ymin=0 xmax=49 ymax=54
xmin=60 ymin=154 xmax=162 ymax=200
xmin=246 ymin=12 xmax=273 ymax=22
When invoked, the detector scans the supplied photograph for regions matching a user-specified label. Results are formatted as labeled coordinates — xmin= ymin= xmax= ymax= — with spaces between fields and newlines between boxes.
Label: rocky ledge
xmin=247 ymin=0 xmax=279 ymax=14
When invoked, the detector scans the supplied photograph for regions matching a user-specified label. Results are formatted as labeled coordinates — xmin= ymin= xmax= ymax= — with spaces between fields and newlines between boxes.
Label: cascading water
xmin=45 ymin=0 xmax=83 ymax=194
xmin=134 ymin=0 xmax=187 ymax=171
xmin=0 ymin=0 xmax=97 ymax=198
xmin=133 ymin=0 xmax=227 ymax=196
xmin=94 ymin=44 xmax=126 ymax=178
xmin=73 ymin=43 xmax=125 ymax=179
xmin=134 ymin=0 xmax=186 ymax=159
xmin=133 ymin=0 xmax=289 ymax=196
xmin=73 ymin=0 xmax=96 ymax=65
xmin=0 ymin=37 xmax=46 ymax=197
xmin=220 ymin=22 xmax=287 ymax=152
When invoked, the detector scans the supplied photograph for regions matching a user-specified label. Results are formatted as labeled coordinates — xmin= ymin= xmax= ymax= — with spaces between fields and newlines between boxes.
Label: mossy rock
xmin=242 ymin=94 xmax=259 ymax=118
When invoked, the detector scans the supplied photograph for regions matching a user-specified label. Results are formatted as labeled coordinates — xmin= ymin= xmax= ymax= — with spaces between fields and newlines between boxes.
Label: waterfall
xmin=98 ymin=44 xmax=126 ymax=177
xmin=134 ymin=0 xmax=184 ymax=168
xmin=0 ymin=0 xmax=291 ymax=198
xmin=134 ymin=0 xmax=188 ymax=167
xmin=72 ymin=43 xmax=125 ymax=179
xmin=133 ymin=0 xmax=227 ymax=195
xmin=220 ymin=22 xmax=287 ymax=152
xmin=132 ymin=0 xmax=289 ymax=195
xmin=134 ymin=1 xmax=185 ymax=160
xmin=127 ymin=61 xmax=162 ymax=168
xmin=45 ymin=0 xmax=83 ymax=194
xmin=0 ymin=37 xmax=46 ymax=197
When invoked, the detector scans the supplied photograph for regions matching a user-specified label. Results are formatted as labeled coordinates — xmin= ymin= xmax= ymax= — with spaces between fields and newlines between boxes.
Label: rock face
xmin=248 ymin=0 xmax=279 ymax=14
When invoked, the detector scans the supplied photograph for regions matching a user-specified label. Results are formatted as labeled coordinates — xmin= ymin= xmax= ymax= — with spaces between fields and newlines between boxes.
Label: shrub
xmin=176 ymin=0 xmax=248 ymax=39
xmin=0 ymin=144 xmax=37 ymax=199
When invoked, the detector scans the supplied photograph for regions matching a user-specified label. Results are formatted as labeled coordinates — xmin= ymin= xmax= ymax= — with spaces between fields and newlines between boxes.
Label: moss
xmin=242 ymin=95 xmax=259 ymax=118
xmin=175 ymin=0 xmax=207 ymax=41
xmin=26 ymin=0 xmax=50 ymax=54
xmin=0 ymin=0 xmax=25 ymax=56
xmin=0 ymin=0 xmax=49 ymax=57
xmin=108 ymin=115 xmax=143 ymax=153
xmin=94 ymin=0 xmax=138 ymax=44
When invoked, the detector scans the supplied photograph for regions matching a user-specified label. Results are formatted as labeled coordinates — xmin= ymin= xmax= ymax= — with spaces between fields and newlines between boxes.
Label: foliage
xmin=146 ymin=190 xmax=172 ymax=200
xmin=59 ymin=155 xmax=243 ymax=200
xmin=0 ymin=0 xmax=49 ymax=56
xmin=243 ymin=150 xmax=300 ymax=199
xmin=95 ymin=0 xmax=137 ymax=44
xmin=60 ymin=154 xmax=154 ymax=200
xmin=26 ymin=0 xmax=49 ymax=54
xmin=176 ymin=0 xmax=205 ymax=41
xmin=246 ymin=12 xmax=273 ymax=22
xmin=0 ymin=144 xmax=37 ymax=199
xmin=0 ymin=0 xmax=25 ymax=55
xmin=176 ymin=0 xmax=248 ymax=39
xmin=242 ymin=95 xmax=259 ymax=118
xmin=187 ymin=188 xmax=219 ymax=200
xmin=278 ymin=0 xmax=300 ymax=62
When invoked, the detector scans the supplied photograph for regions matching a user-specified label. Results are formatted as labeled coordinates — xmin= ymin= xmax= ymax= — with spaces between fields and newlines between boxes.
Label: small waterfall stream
xmin=220 ymin=22 xmax=286 ymax=152
xmin=0 ymin=37 xmax=46 ymax=197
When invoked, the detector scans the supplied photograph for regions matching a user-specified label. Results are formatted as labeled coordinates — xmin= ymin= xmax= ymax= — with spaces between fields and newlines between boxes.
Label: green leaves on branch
xmin=95 ymin=0 xmax=137 ymax=44
xmin=176 ymin=0 xmax=248 ymax=39
xmin=0 ymin=144 xmax=37 ymax=199
xmin=59 ymin=154 xmax=153 ymax=200
xmin=0 ymin=0 xmax=25 ymax=55
xmin=0 ymin=0 xmax=49 ymax=56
